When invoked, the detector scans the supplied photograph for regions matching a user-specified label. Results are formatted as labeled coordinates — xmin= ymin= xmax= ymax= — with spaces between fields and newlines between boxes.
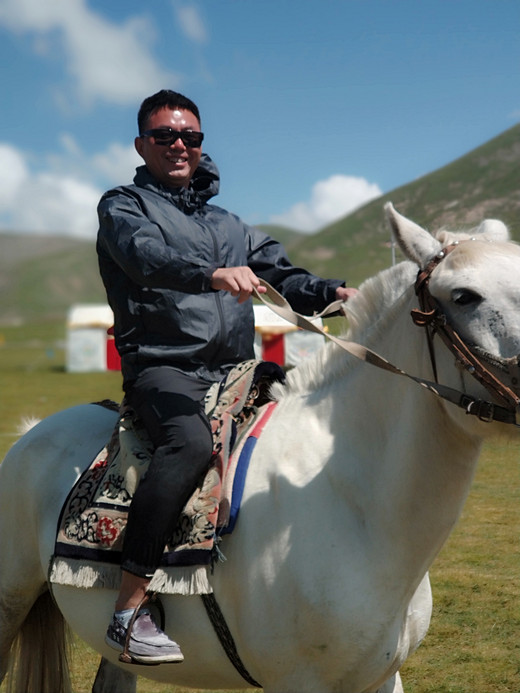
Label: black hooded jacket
xmin=97 ymin=154 xmax=344 ymax=386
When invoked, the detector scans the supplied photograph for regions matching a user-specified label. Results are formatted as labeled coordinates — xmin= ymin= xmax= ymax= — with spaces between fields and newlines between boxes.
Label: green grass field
xmin=1 ymin=322 xmax=518 ymax=693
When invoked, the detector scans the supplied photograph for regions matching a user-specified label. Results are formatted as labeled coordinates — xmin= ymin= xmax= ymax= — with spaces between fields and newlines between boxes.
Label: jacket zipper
xmin=208 ymin=225 xmax=226 ymax=364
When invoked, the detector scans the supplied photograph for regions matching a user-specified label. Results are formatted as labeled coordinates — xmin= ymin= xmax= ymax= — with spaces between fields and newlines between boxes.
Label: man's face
xmin=135 ymin=107 xmax=202 ymax=189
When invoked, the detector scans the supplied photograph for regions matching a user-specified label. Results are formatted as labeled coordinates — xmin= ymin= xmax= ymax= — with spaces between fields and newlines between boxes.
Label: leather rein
xmin=254 ymin=248 xmax=520 ymax=427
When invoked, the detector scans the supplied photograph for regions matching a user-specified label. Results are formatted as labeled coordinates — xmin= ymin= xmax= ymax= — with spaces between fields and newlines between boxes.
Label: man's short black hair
xmin=137 ymin=90 xmax=201 ymax=134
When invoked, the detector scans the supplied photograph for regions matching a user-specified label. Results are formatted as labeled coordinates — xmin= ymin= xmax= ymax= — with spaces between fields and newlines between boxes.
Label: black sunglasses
xmin=140 ymin=128 xmax=204 ymax=148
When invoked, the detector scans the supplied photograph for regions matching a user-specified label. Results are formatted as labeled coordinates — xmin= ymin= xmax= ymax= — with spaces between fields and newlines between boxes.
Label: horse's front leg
xmin=92 ymin=657 xmax=137 ymax=693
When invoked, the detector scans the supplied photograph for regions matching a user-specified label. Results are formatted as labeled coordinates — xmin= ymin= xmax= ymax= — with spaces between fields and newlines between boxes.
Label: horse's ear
xmin=385 ymin=203 xmax=441 ymax=266
xmin=474 ymin=219 xmax=510 ymax=242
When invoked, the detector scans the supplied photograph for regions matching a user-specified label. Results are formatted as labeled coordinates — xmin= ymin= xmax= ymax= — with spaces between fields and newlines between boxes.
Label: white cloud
xmin=0 ymin=132 xmax=148 ymax=238
xmin=175 ymin=4 xmax=207 ymax=43
xmin=0 ymin=145 xmax=28 ymax=210
xmin=270 ymin=175 xmax=382 ymax=232
xmin=91 ymin=143 xmax=142 ymax=185
xmin=45 ymin=135 xmax=140 ymax=187
xmin=15 ymin=173 xmax=101 ymax=237
xmin=59 ymin=133 xmax=82 ymax=157
xmin=0 ymin=142 xmax=102 ymax=238
xmin=0 ymin=0 xmax=179 ymax=106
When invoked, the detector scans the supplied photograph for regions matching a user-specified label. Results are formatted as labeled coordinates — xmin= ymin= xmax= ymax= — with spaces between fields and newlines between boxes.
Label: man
xmin=97 ymin=89 xmax=356 ymax=665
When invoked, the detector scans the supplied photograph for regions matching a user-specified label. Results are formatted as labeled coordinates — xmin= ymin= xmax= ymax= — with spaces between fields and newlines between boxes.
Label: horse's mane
xmin=18 ymin=417 xmax=40 ymax=435
xmin=272 ymin=260 xmax=418 ymax=398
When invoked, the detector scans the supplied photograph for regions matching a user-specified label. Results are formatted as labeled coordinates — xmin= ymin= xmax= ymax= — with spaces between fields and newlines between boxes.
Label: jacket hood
xmin=134 ymin=153 xmax=220 ymax=213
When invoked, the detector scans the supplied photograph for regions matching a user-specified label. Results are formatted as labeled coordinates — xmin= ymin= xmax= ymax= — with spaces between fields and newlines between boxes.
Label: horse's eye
xmin=451 ymin=288 xmax=482 ymax=306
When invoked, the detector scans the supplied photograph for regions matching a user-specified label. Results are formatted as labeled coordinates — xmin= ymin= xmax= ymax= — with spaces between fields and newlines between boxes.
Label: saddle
xmin=50 ymin=360 xmax=284 ymax=595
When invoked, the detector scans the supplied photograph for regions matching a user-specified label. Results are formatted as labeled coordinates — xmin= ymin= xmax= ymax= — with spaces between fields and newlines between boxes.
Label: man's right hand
xmin=210 ymin=267 xmax=267 ymax=304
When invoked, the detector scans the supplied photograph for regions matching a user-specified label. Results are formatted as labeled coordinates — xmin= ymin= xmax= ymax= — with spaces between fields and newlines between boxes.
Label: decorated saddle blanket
xmin=50 ymin=360 xmax=283 ymax=595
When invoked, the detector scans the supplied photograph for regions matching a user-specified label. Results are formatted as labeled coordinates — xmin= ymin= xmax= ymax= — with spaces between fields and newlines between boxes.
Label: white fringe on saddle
xmin=49 ymin=557 xmax=212 ymax=595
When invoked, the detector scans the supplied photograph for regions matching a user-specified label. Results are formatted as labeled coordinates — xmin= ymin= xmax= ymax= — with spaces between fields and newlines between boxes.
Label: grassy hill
xmin=284 ymin=121 xmax=520 ymax=285
xmin=1 ymin=121 xmax=518 ymax=324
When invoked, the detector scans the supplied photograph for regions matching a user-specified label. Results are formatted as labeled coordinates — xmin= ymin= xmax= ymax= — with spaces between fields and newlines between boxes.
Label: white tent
xmin=66 ymin=304 xmax=116 ymax=373
xmin=253 ymin=304 xmax=325 ymax=367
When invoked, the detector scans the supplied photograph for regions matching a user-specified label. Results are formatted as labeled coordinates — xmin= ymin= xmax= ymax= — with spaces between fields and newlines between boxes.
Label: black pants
xmin=122 ymin=367 xmax=214 ymax=578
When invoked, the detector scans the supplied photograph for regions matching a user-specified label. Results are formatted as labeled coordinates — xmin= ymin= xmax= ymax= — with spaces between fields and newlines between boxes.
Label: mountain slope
xmin=0 ymin=236 xmax=105 ymax=324
xmin=283 ymin=122 xmax=520 ymax=285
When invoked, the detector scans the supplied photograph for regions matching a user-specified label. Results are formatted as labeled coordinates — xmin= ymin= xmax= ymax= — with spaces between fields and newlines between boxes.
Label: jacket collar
xmin=134 ymin=153 xmax=220 ymax=212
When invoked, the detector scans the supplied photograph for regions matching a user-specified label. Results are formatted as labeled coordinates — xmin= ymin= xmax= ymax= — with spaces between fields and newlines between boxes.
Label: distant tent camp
xmin=65 ymin=303 xmax=325 ymax=373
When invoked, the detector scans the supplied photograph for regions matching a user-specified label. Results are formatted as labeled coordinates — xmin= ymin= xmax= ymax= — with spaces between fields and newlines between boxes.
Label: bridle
xmin=411 ymin=242 xmax=520 ymax=424
xmin=254 ymin=248 xmax=520 ymax=427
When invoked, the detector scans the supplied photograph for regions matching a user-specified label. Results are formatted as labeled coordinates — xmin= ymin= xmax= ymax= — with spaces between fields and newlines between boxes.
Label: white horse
xmin=1 ymin=204 xmax=519 ymax=693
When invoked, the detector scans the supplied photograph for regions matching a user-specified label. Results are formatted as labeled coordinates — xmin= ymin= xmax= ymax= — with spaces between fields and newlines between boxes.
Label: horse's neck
xmin=352 ymin=287 xmax=482 ymax=577
xmin=279 ymin=272 xmax=482 ymax=585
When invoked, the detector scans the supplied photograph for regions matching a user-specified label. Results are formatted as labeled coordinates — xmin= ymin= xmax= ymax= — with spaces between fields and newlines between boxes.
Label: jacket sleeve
xmin=245 ymin=225 xmax=345 ymax=315
xmin=97 ymin=189 xmax=219 ymax=293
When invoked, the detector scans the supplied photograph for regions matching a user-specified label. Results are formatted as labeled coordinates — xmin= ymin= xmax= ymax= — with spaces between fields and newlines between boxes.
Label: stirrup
xmin=118 ymin=591 xmax=165 ymax=664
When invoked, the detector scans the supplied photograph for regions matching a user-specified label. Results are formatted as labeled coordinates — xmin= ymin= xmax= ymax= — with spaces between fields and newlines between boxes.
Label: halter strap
xmin=412 ymin=244 xmax=460 ymax=383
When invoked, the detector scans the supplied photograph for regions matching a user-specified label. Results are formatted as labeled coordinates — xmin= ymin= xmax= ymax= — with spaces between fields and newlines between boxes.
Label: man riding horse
xmin=96 ymin=89 xmax=357 ymax=664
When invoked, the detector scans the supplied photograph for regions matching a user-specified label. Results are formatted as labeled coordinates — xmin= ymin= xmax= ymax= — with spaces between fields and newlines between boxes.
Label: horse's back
xmin=0 ymin=403 xmax=119 ymax=575
xmin=1 ymin=402 xmax=118 ymax=488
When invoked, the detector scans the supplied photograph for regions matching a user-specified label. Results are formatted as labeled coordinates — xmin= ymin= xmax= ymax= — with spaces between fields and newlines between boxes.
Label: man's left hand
xmin=335 ymin=286 xmax=358 ymax=302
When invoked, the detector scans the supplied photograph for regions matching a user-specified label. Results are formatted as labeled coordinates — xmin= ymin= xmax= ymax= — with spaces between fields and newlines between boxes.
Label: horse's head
xmin=386 ymin=203 xmax=520 ymax=426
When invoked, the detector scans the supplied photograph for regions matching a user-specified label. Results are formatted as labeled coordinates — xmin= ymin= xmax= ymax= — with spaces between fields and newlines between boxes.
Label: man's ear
xmin=134 ymin=136 xmax=144 ymax=159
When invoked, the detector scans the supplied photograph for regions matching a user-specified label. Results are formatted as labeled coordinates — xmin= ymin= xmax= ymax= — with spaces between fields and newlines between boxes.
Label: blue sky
xmin=0 ymin=0 xmax=518 ymax=238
